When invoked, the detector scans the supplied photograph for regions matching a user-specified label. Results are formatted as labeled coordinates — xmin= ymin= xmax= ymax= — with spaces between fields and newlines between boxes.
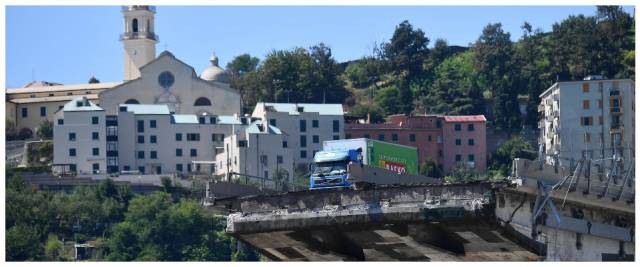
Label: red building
xmin=345 ymin=114 xmax=486 ymax=174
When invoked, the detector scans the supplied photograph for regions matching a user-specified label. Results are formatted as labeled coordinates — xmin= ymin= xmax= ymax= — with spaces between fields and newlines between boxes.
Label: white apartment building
xmin=53 ymin=98 xmax=250 ymax=176
xmin=114 ymin=104 xmax=246 ymax=175
xmin=53 ymin=97 xmax=107 ymax=174
xmin=215 ymin=120 xmax=293 ymax=189
xmin=539 ymin=77 xmax=635 ymax=169
xmin=251 ymin=103 xmax=345 ymax=168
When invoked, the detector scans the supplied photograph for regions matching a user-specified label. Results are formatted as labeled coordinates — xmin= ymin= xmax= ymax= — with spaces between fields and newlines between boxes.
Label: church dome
xmin=201 ymin=52 xmax=229 ymax=83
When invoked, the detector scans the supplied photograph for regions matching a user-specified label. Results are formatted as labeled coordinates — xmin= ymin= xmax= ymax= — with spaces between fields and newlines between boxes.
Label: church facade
xmin=6 ymin=5 xmax=241 ymax=134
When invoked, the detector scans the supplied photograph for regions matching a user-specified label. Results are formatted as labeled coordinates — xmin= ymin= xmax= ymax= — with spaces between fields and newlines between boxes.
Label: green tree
xmin=6 ymin=118 xmax=17 ymax=140
xmin=444 ymin=166 xmax=481 ymax=183
xmin=226 ymin=54 xmax=260 ymax=76
xmin=349 ymin=102 xmax=385 ymax=123
xmin=383 ymin=20 xmax=430 ymax=115
xmin=6 ymin=224 xmax=43 ymax=261
xmin=45 ymin=234 xmax=64 ymax=260
xmin=489 ymin=136 xmax=533 ymax=177
xmin=374 ymin=85 xmax=403 ymax=116
xmin=160 ymin=176 xmax=172 ymax=192
xmin=473 ymin=23 xmax=520 ymax=130
xmin=419 ymin=158 xmax=443 ymax=178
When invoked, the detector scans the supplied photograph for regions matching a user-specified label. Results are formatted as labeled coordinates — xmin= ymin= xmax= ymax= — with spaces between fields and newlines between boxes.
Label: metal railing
xmin=120 ymin=32 xmax=158 ymax=41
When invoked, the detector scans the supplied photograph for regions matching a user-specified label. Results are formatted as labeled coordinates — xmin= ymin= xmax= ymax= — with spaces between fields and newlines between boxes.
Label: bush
xmin=18 ymin=128 xmax=33 ymax=140
xmin=37 ymin=121 xmax=53 ymax=139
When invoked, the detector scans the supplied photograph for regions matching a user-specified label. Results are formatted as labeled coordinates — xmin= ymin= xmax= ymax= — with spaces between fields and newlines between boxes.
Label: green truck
xmin=310 ymin=138 xmax=430 ymax=189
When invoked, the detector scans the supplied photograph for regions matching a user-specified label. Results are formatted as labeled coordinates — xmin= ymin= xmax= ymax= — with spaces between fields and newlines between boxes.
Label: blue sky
xmin=5 ymin=5 xmax=634 ymax=88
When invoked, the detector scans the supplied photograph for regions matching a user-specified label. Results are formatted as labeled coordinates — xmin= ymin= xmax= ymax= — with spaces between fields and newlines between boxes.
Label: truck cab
xmin=309 ymin=149 xmax=362 ymax=189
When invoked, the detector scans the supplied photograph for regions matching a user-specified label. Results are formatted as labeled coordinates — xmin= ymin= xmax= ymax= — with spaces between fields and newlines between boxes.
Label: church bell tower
xmin=121 ymin=6 xmax=158 ymax=80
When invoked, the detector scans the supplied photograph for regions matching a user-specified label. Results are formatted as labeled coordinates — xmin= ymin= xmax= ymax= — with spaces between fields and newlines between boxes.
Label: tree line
xmin=5 ymin=174 xmax=259 ymax=261
xmin=227 ymin=6 xmax=634 ymax=130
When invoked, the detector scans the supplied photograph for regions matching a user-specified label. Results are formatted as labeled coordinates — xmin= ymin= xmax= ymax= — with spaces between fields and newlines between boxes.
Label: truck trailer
xmin=310 ymin=138 xmax=436 ymax=189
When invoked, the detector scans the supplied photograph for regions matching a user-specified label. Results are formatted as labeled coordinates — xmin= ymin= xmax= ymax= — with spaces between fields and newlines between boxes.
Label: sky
xmin=5 ymin=5 xmax=635 ymax=88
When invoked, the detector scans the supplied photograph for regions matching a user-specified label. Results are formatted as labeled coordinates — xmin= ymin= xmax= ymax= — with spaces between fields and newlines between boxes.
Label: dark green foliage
xmin=226 ymin=53 xmax=260 ymax=76
xmin=349 ymin=102 xmax=385 ymax=123
xmin=419 ymin=158 xmax=443 ymax=178
xmin=6 ymin=118 xmax=18 ymax=141
xmin=36 ymin=121 xmax=53 ymax=139
xmin=489 ymin=136 xmax=533 ymax=177
xmin=160 ymin=176 xmax=172 ymax=192
xmin=444 ymin=167 xmax=482 ymax=183
xmin=18 ymin=127 xmax=33 ymax=140
xmin=343 ymin=57 xmax=384 ymax=88
xmin=374 ymin=85 xmax=403 ymax=116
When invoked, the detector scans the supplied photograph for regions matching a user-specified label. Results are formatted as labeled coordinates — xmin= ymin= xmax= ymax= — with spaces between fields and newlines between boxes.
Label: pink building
xmin=345 ymin=114 xmax=486 ymax=174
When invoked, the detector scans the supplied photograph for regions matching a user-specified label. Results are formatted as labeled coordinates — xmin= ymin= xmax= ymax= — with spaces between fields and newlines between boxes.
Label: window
xmin=210 ymin=117 xmax=217 ymax=124
xmin=138 ymin=135 xmax=144 ymax=144
xmin=176 ymin=164 xmax=183 ymax=172
xmin=333 ymin=120 xmax=340 ymax=132
xmin=580 ymin=117 xmax=593 ymax=126
xmin=282 ymin=141 xmax=288 ymax=148
xmin=190 ymin=149 xmax=197 ymax=157
xmin=313 ymin=135 xmax=319 ymax=143
xmin=455 ymin=154 xmax=462 ymax=162
xmin=194 ymin=97 xmax=212 ymax=106
xmin=93 ymin=163 xmax=100 ymax=171
xmin=584 ymin=133 xmax=591 ymax=143
xmin=69 ymin=148 xmax=76 ymax=157
xmin=378 ymin=134 xmax=385 ymax=141
xmin=468 ymin=139 xmax=475 ymax=146
xmin=428 ymin=135 xmax=432 ymax=142
xmin=21 ymin=108 xmax=27 ymax=118
xmin=58 ymin=119 xmax=64 ymax=125
xmin=92 ymin=116 xmax=99 ymax=125
xmin=312 ymin=120 xmax=319 ymax=128
xmin=392 ymin=133 xmax=398 ymax=141
xmin=187 ymin=133 xmax=200 ymax=141
xmin=300 ymin=150 xmax=307 ymax=158
xmin=175 ymin=133 xmax=182 ymax=141
xmin=123 ymin=166 xmax=130 ymax=171
xmin=150 ymin=151 xmax=157 ymax=159
xmin=137 ymin=151 xmax=145 ymax=159
xmin=198 ymin=117 xmax=205 ymax=124
xmin=92 ymin=132 xmax=99 ymax=140
xmin=137 ymin=120 xmax=144 ymax=133
xmin=150 ymin=135 xmax=157 ymax=143
xmin=92 ymin=148 xmax=99 ymax=156
xmin=300 ymin=135 xmax=307 ymax=147
xmin=150 ymin=120 xmax=156 ymax=128
xmin=300 ymin=120 xmax=306 ymax=132
xmin=468 ymin=124 xmax=475 ymax=131
xmin=582 ymin=83 xmax=589 ymax=93
xmin=583 ymin=100 xmax=590 ymax=109
xmin=438 ymin=150 xmax=443 ymax=157
xmin=40 ymin=106 xmax=46 ymax=117
xmin=454 ymin=124 xmax=461 ymax=131
xmin=269 ymin=119 xmax=276 ymax=126
xmin=455 ymin=139 xmax=461 ymax=146
xmin=212 ymin=134 xmax=224 ymax=142
xmin=69 ymin=133 xmax=76 ymax=141
xmin=333 ymin=135 xmax=339 ymax=140
xmin=125 ymin=99 xmax=140 ymax=104
xmin=410 ymin=134 xmax=416 ymax=142
xmin=437 ymin=136 xmax=443 ymax=144
xmin=132 ymin=18 xmax=139 ymax=32
xmin=277 ymin=155 xmax=283 ymax=164
xmin=238 ymin=140 xmax=247 ymax=147
xmin=158 ymin=71 xmax=175 ymax=89
xmin=468 ymin=154 xmax=475 ymax=162
xmin=176 ymin=148 xmax=182 ymax=157
xmin=138 ymin=166 xmax=145 ymax=174
xmin=260 ymin=155 xmax=268 ymax=165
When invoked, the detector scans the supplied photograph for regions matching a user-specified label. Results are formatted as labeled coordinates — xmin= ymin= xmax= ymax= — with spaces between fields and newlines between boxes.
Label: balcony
xmin=609 ymin=89 xmax=620 ymax=96
xmin=107 ymin=151 xmax=119 ymax=157
xmin=610 ymin=106 xmax=622 ymax=114
xmin=106 ymin=135 xmax=118 ymax=142
xmin=120 ymin=32 xmax=159 ymax=41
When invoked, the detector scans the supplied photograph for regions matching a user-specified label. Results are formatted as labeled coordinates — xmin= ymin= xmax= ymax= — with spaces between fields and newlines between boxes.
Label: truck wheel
xmin=353 ymin=182 xmax=374 ymax=190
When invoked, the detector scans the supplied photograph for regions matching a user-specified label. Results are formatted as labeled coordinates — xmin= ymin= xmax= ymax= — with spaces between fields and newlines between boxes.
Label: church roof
xmin=260 ymin=102 xmax=345 ymax=116
xmin=63 ymin=96 xmax=103 ymax=112
xmin=200 ymin=52 xmax=229 ymax=83
xmin=6 ymin=81 xmax=122 ymax=95
xmin=119 ymin=104 xmax=170 ymax=115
